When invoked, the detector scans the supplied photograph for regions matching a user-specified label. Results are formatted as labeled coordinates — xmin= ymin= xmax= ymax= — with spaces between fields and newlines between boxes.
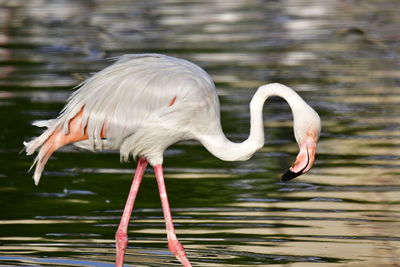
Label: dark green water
xmin=1 ymin=0 xmax=399 ymax=266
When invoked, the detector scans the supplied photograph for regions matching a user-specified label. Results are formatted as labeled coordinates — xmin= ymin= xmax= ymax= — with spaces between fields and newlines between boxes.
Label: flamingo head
xmin=281 ymin=106 xmax=321 ymax=181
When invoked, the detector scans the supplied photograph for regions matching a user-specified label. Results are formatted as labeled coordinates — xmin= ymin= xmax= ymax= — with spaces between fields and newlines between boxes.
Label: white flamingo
xmin=24 ymin=54 xmax=321 ymax=266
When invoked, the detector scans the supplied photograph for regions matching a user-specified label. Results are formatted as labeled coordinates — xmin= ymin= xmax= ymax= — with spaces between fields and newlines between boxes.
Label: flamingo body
xmin=26 ymin=54 xmax=221 ymax=181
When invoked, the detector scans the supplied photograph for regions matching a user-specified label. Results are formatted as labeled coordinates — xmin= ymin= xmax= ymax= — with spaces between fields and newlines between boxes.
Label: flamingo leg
xmin=154 ymin=165 xmax=192 ymax=267
xmin=116 ymin=157 xmax=148 ymax=267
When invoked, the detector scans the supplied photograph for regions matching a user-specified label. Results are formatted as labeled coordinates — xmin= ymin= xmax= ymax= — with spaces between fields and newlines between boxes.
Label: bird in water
xmin=24 ymin=54 xmax=321 ymax=267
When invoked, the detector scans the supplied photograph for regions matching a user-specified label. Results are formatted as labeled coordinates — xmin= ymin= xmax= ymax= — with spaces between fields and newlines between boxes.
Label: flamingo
xmin=24 ymin=53 xmax=321 ymax=266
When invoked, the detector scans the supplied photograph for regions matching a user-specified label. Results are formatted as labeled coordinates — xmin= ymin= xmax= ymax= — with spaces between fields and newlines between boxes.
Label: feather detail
xmin=24 ymin=123 xmax=60 ymax=185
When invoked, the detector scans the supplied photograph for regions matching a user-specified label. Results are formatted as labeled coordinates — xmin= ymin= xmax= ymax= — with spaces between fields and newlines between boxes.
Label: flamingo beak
xmin=281 ymin=136 xmax=317 ymax=181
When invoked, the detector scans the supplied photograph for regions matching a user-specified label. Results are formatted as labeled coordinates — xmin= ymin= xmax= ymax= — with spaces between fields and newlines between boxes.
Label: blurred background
xmin=0 ymin=0 xmax=399 ymax=266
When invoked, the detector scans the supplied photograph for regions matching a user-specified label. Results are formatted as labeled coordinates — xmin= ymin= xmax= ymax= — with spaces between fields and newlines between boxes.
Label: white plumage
xmin=25 ymin=54 xmax=222 ymax=182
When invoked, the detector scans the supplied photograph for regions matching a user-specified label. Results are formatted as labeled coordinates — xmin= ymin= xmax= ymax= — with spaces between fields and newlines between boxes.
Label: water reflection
xmin=0 ymin=0 xmax=399 ymax=266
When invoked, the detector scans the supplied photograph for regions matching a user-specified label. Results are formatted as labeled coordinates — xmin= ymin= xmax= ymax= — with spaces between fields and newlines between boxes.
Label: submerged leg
xmin=116 ymin=158 xmax=148 ymax=267
xmin=154 ymin=165 xmax=192 ymax=267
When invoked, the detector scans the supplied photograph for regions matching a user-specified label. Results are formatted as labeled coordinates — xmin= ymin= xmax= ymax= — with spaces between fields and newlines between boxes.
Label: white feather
xmin=24 ymin=54 xmax=221 ymax=182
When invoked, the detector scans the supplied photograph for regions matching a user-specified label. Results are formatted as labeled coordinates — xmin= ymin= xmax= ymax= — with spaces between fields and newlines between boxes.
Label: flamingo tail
xmin=24 ymin=120 xmax=61 ymax=185
xmin=24 ymin=110 xmax=90 ymax=186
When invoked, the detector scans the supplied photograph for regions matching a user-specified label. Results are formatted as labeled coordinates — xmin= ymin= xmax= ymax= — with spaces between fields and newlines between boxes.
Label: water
xmin=1 ymin=0 xmax=399 ymax=266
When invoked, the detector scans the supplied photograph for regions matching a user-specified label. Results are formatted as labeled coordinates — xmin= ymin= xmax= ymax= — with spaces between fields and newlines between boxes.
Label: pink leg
xmin=154 ymin=165 xmax=192 ymax=267
xmin=116 ymin=157 xmax=148 ymax=267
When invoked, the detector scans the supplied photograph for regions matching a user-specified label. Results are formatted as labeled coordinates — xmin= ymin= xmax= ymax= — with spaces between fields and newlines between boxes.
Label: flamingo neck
xmin=198 ymin=83 xmax=308 ymax=161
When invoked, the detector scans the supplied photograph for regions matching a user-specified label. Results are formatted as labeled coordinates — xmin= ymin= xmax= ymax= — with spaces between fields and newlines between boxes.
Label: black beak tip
xmin=281 ymin=170 xmax=302 ymax=182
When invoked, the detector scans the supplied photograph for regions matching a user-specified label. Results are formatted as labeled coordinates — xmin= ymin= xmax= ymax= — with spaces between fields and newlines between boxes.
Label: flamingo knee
xmin=168 ymin=239 xmax=187 ymax=258
xmin=116 ymin=230 xmax=128 ymax=252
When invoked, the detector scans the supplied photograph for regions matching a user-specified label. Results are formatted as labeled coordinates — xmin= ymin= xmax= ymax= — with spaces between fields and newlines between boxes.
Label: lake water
xmin=0 ymin=0 xmax=399 ymax=266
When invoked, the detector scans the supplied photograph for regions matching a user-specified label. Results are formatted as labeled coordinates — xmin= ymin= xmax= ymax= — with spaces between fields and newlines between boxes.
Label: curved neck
xmin=198 ymin=83 xmax=308 ymax=161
